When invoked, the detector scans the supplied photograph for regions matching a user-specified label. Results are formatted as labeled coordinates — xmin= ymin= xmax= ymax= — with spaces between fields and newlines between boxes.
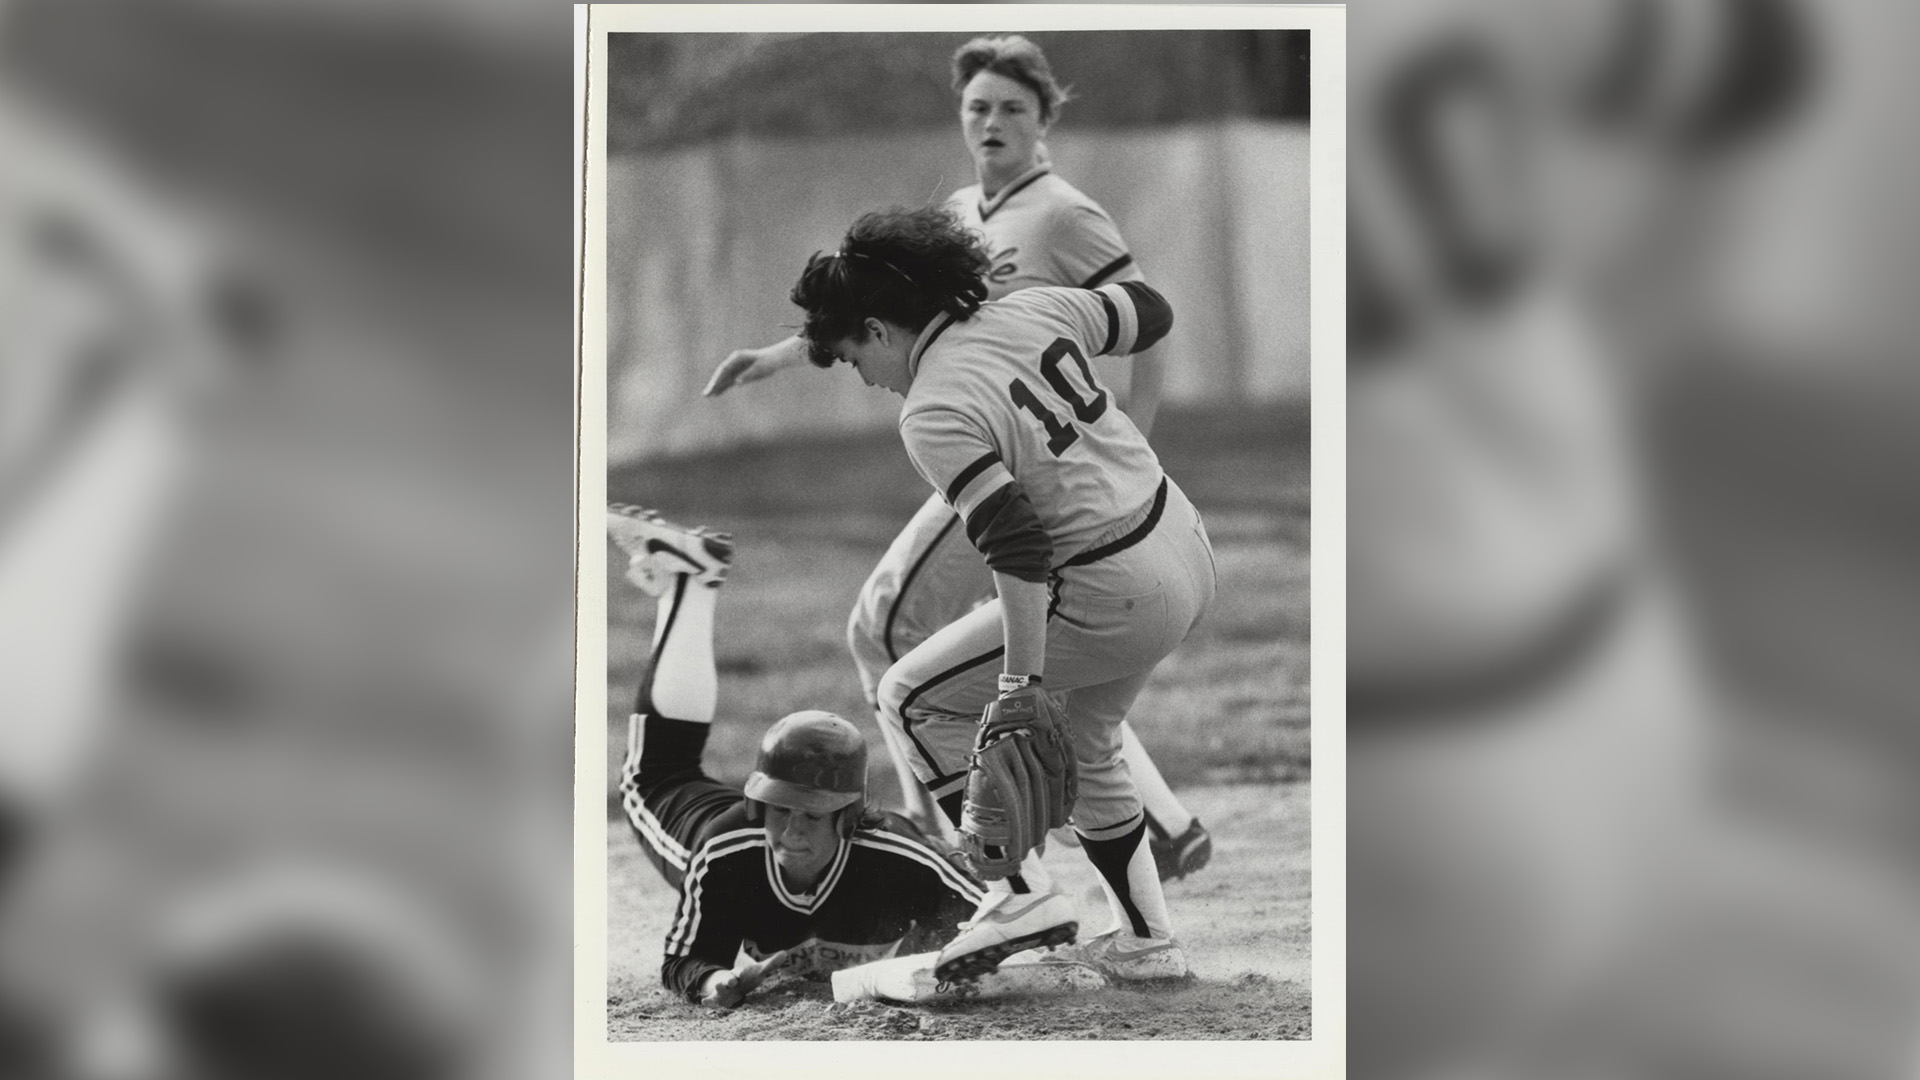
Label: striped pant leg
xmin=846 ymin=492 xmax=994 ymax=703
xmin=875 ymin=601 xmax=1007 ymax=805
xmin=879 ymin=482 xmax=1217 ymax=829
xmin=880 ymin=613 xmax=1160 ymax=835
xmin=876 ymin=601 xmax=1175 ymax=835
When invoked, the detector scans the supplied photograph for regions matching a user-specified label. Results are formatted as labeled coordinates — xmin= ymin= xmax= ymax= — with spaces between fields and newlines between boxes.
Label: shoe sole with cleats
xmin=935 ymin=919 xmax=1078 ymax=982
xmin=607 ymin=504 xmax=733 ymax=588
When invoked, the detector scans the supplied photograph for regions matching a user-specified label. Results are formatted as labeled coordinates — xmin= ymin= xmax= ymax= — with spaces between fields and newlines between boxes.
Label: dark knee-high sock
xmin=1080 ymin=819 xmax=1172 ymax=938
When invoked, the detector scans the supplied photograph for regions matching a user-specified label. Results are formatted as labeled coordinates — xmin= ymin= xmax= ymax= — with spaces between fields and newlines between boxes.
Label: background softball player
xmin=608 ymin=504 xmax=983 ymax=1008
xmin=790 ymin=205 xmax=1215 ymax=982
xmin=703 ymin=35 xmax=1211 ymax=880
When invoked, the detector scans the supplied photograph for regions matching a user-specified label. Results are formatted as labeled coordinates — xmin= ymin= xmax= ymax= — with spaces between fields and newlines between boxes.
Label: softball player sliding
xmin=705 ymin=36 xmax=1211 ymax=882
xmin=788 ymin=203 xmax=1216 ymax=981
xmin=608 ymin=506 xmax=983 ymax=1008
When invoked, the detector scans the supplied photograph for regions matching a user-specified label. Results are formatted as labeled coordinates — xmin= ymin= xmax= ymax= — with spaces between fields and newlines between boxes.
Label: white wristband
xmin=998 ymin=673 xmax=1042 ymax=695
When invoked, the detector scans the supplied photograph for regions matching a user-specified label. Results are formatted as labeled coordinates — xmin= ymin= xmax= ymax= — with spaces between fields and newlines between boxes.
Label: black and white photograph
xmin=575 ymin=5 xmax=1344 ymax=1070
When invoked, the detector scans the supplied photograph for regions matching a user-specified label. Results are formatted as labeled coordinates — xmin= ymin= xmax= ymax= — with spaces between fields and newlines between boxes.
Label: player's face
xmin=961 ymin=71 xmax=1048 ymax=184
xmin=765 ymin=805 xmax=839 ymax=888
xmin=827 ymin=322 xmax=913 ymax=396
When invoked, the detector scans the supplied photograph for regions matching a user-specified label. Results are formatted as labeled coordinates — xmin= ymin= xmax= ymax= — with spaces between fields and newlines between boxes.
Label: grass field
xmin=603 ymin=401 xmax=1312 ymax=1039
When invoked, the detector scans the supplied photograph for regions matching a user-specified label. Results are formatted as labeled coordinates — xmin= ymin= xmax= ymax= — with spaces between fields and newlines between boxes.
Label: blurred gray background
xmin=1 ymin=0 xmax=1920 ymax=1075
xmin=605 ymin=30 xmax=1311 ymax=459
xmin=1349 ymin=1 xmax=1920 ymax=1079
xmin=0 ymin=2 xmax=565 ymax=1077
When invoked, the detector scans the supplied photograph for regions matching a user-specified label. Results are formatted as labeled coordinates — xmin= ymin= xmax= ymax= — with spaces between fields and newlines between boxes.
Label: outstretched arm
xmin=698 ymin=949 xmax=791 ymax=1009
xmin=702 ymin=334 xmax=810 ymax=397
xmin=661 ymin=854 xmax=755 ymax=1003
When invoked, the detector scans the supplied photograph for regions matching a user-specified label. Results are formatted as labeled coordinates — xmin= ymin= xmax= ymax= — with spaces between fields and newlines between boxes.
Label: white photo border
xmin=574 ymin=6 xmax=1345 ymax=1077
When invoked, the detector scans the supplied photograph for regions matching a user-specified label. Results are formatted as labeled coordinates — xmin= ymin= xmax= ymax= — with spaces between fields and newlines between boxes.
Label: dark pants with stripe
xmin=619 ymin=714 xmax=750 ymax=893
xmin=875 ymin=479 xmax=1216 ymax=840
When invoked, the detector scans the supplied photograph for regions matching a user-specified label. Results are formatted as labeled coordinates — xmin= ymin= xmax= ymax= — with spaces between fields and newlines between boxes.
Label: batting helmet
xmin=743 ymin=710 xmax=867 ymax=815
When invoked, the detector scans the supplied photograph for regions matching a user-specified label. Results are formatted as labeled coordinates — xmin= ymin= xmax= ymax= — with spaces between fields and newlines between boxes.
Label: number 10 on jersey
xmin=1009 ymin=338 xmax=1110 ymax=456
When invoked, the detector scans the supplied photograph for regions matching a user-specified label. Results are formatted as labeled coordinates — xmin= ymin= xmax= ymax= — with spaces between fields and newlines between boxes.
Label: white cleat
xmin=933 ymin=890 xmax=1078 ymax=982
xmin=1044 ymin=929 xmax=1190 ymax=981
xmin=1044 ymin=922 xmax=1190 ymax=980
xmin=607 ymin=504 xmax=733 ymax=595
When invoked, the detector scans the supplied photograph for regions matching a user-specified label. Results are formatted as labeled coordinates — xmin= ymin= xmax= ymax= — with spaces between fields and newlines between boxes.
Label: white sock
xmin=643 ymin=578 xmax=718 ymax=725
xmin=1121 ymin=722 xmax=1194 ymax=839
xmin=1018 ymin=848 xmax=1055 ymax=893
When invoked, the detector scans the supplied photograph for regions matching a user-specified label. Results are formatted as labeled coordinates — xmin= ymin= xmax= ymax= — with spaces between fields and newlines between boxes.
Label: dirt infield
xmin=607 ymin=780 xmax=1310 ymax=1040
xmin=602 ymin=403 xmax=1311 ymax=1041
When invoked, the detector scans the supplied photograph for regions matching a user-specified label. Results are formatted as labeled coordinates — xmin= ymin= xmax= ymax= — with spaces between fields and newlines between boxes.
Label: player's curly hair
xmin=790 ymin=205 xmax=991 ymax=368
xmin=951 ymin=34 xmax=1072 ymax=123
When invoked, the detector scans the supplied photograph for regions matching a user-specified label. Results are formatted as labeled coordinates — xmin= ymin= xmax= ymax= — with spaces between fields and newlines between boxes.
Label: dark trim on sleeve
xmin=1116 ymin=280 xmax=1173 ymax=352
xmin=1097 ymin=291 xmax=1121 ymax=355
xmin=1080 ymin=253 xmax=1135 ymax=288
xmin=944 ymin=451 xmax=1000 ymax=505
xmin=962 ymin=484 xmax=1053 ymax=583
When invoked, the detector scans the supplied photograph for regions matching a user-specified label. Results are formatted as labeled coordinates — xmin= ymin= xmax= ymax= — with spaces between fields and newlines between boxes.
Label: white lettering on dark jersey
xmin=742 ymin=936 xmax=904 ymax=976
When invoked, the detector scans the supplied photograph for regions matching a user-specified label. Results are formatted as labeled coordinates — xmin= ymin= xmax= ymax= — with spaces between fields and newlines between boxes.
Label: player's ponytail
xmin=790 ymin=205 xmax=990 ymax=368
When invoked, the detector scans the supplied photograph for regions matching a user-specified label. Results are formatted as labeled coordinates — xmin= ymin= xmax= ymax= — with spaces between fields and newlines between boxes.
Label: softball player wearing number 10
xmin=705 ymin=36 xmax=1212 ymax=882
xmin=790 ymin=204 xmax=1217 ymax=981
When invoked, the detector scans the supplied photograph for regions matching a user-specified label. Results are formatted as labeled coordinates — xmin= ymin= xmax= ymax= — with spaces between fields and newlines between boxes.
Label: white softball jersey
xmin=948 ymin=165 xmax=1143 ymax=300
xmin=899 ymin=283 xmax=1166 ymax=560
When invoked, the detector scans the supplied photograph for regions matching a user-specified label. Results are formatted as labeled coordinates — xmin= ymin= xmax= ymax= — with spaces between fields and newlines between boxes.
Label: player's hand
xmin=700 ymin=949 xmax=791 ymax=1009
xmin=703 ymin=343 xmax=798 ymax=397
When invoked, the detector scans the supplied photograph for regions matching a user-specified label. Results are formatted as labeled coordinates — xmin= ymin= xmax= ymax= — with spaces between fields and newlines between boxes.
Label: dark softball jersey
xmin=624 ymin=713 xmax=986 ymax=1001
xmin=660 ymin=824 xmax=984 ymax=1001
